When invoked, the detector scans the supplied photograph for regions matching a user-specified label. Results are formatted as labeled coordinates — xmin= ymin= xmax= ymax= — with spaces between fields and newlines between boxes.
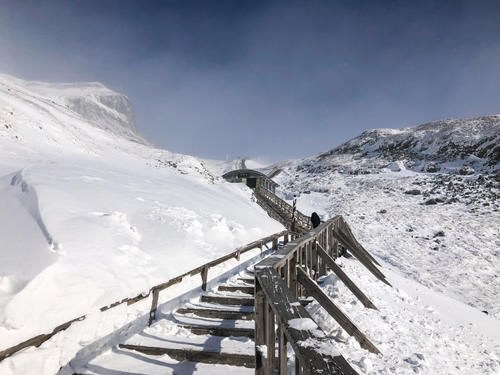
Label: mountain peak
xmin=0 ymin=73 xmax=147 ymax=145
xmin=308 ymin=115 xmax=500 ymax=175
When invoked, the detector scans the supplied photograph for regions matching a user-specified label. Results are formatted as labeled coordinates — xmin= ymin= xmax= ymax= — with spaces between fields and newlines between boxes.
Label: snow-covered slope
xmin=271 ymin=116 xmax=499 ymax=314
xmin=0 ymin=73 xmax=283 ymax=366
xmin=266 ymin=117 xmax=500 ymax=374
xmin=0 ymin=73 xmax=147 ymax=145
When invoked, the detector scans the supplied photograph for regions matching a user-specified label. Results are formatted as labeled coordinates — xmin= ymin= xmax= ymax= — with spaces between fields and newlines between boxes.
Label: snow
xmin=288 ymin=317 xmax=319 ymax=331
xmin=273 ymin=141 xmax=500 ymax=374
xmin=0 ymin=73 xmax=147 ymax=145
xmin=1 ymin=71 xmax=499 ymax=374
xmin=0 ymin=73 xmax=283 ymax=373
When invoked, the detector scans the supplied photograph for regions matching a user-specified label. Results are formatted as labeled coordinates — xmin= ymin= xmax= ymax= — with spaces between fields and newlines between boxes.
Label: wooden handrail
xmin=0 ymin=230 xmax=288 ymax=362
xmin=255 ymin=186 xmax=312 ymax=232
xmin=254 ymin=215 xmax=386 ymax=374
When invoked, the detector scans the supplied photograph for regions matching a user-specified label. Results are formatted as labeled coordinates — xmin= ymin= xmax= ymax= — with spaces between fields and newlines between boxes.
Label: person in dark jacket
xmin=311 ymin=212 xmax=321 ymax=228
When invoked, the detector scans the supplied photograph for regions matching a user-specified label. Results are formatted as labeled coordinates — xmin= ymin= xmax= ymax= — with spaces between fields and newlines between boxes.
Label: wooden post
xmin=283 ymin=233 xmax=288 ymax=244
xmin=290 ymin=254 xmax=297 ymax=298
xmin=312 ymin=241 xmax=318 ymax=279
xmin=316 ymin=243 xmax=377 ymax=310
xmin=272 ymin=238 xmax=278 ymax=250
xmin=266 ymin=302 xmax=276 ymax=373
xmin=255 ymin=278 xmax=266 ymax=374
xmin=201 ymin=266 xmax=208 ymax=291
xmin=319 ymin=242 xmax=327 ymax=276
xmin=148 ymin=288 xmax=160 ymax=326
xmin=297 ymin=267 xmax=380 ymax=354
xmin=304 ymin=244 xmax=309 ymax=276
xmin=285 ymin=259 xmax=290 ymax=288
xmin=279 ymin=325 xmax=287 ymax=375
xmin=325 ymin=229 xmax=328 ymax=247
xmin=296 ymin=357 xmax=302 ymax=374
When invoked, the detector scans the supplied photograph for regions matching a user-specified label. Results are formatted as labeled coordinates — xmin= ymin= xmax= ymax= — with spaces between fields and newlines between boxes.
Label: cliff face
xmin=61 ymin=86 xmax=146 ymax=144
xmin=4 ymin=75 xmax=148 ymax=144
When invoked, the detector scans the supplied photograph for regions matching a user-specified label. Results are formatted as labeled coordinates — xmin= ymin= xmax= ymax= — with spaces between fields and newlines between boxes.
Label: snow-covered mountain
xmin=0 ymin=73 xmax=147 ymax=145
xmin=287 ymin=115 xmax=500 ymax=176
xmin=263 ymin=118 xmax=500 ymax=374
xmin=0 ymin=72 xmax=282 ymax=370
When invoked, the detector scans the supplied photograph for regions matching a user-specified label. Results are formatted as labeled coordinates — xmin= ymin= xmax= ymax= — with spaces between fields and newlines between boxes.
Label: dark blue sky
xmin=1 ymin=1 xmax=499 ymax=162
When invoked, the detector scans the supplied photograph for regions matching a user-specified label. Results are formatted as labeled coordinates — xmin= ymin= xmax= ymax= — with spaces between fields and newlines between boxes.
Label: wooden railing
xmin=255 ymin=186 xmax=312 ymax=233
xmin=0 ymin=230 xmax=288 ymax=362
xmin=254 ymin=216 xmax=388 ymax=374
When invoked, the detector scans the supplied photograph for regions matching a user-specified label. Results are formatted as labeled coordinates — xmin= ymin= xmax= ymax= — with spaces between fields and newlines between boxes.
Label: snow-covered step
xmin=176 ymin=307 xmax=254 ymax=320
xmin=200 ymin=294 xmax=255 ymax=306
xmin=171 ymin=309 xmax=255 ymax=337
xmin=172 ymin=312 xmax=254 ymax=329
xmin=237 ymin=277 xmax=254 ymax=284
xmin=117 ymin=321 xmax=255 ymax=367
xmin=178 ymin=324 xmax=255 ymax=338
xmin=218 ymin=284 xmax=254 ymax=295
xmin=119 ymin=343 xmax=255 ymax=368
xmin=73 ymin=249 xmax=285 ymax=373
xmin=74 ymin=346 xmax=254 ymax=374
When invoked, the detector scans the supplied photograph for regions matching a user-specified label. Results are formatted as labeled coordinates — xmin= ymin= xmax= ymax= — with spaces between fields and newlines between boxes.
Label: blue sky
xmin=1 ymin=0 xmax=499 ymax=162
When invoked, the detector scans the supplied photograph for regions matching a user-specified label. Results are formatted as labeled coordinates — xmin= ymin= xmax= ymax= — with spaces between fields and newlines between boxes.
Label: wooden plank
xmin=255 ymin=267 xmax=359 ymax=375
xmin=296 ymin=267 xmax=380 ymax=354
xmin=339 ymin=219 xmax=381 ymax=266
xmin=238 ymin=277 xmax=255 ymax=284
xmin=316 ymin=243 xmax=377 ymax=310
xmin=176 ymin=307 xmax=254 ymax=320
xmin=255 ymin=278 xmax=266 ymax=374
xmin=218 ymin=285 xmax=254 ymax=295
xmin=180 ymin=324 xmax=254 ymax=338
xmin=119 ymin=344 xmax=255 ymax=368
xmin=279 ymin=325 xmax=287 ymax=375
xmin=333 ymin=228 xmax=391 ymax=286
xmin=266 ymin=301 xmax=276 ymax=373
xmin=289 ymin=254 xmax=298 ymax=298
xmin=200 ymin=295 xmax=254 ymax=306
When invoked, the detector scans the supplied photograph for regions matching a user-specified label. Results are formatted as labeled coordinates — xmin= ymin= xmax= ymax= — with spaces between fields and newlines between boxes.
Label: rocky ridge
xmin=297 ymin=115 xmax=499 ymax=177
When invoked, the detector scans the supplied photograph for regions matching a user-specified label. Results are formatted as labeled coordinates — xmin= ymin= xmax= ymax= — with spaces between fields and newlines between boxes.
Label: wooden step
xmin=238 ymin=277 xmax=254 ymax=284
xmin=176 ymin=307 xmax=254 ymax=320
xmin=218 ymin=285 xmax=254 ymax=295
xmin=201 ymin=295 xmax=254 ymax=306
xmin=180 ymin=324 xmax=254 ymax=338
xmin=119 ymin=344 xmax=255 ymax=368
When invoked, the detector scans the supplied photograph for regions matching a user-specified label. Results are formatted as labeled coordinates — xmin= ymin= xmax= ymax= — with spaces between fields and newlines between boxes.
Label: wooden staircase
xmin=74 ymin=269 xmax=261 ymax=374
xmin=60 ymin=214 xmax=387 ymax=375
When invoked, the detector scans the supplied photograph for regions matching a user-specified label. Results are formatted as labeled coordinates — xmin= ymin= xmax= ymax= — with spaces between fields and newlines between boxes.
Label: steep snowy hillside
xmin=0 ymin=73 xmax=283 ymax=366
xmin=0 ymin=73 xmax=147 ymax=145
